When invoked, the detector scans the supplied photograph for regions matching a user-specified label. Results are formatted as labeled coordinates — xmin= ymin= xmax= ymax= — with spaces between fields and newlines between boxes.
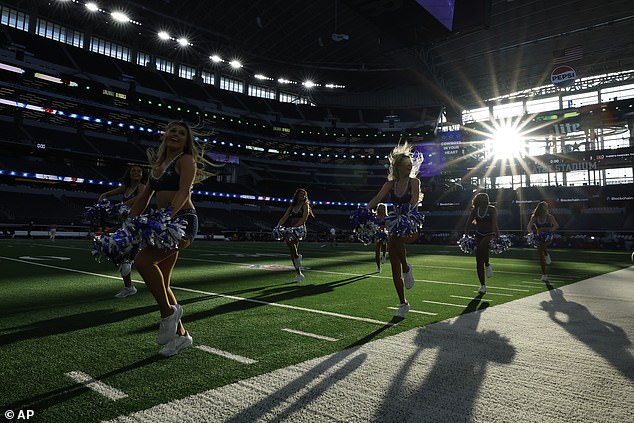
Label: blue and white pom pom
xmin=91 ymin=208 xmax=187 ymax=265
xmin=91 ymin=225 xmax=138 ymax=266
xmin=525 ymin=231 xmax=554 ymax=248
xmin=354 ymin=221 xmax=380 ymax=245
xmin=84 ymin=199 xmax=130 ymax=223
xmin=385 ymin=203 xmax=425 ymax=237
xmin=490 ymin=234 xmax=513 ymax=254
xmin=457 ymin=234 xmax=477 ymax=254
xmin=272 ymin=225 xmax=306 ymax=242
xmin=84 ymin=199 xmax=115 ymax=220
xmin=350 ymin=207 xmax=376 ymax=227
xmin=350 ymin=207 xmax=381 ymax=245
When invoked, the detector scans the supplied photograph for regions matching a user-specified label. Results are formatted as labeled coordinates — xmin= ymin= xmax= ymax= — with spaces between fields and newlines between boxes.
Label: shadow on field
xmin=541 ymin=287 xmax=634 ymax=382
xmin=373 ymin=297 xmax=515 ymax=421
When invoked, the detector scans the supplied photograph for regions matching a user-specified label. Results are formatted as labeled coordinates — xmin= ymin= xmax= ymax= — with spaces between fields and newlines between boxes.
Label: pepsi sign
xmin=551 ymin=66 xmax=576 ymax=88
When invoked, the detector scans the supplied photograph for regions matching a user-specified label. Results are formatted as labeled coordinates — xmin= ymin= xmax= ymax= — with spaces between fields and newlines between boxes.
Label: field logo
xmin=242 ymin=264 xmax=303 ymax=271
xmin=551 ymin=65 xmax=576 ymax=88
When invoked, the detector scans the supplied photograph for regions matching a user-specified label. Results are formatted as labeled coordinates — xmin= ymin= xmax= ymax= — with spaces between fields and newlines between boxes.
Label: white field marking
xmin=282 ymin=328 xmax=339 ymax=342
xmin=0 ymin=256 xmax=394 ymax=327
xmin=64 ymin=371 xmax=128 ymax=400
xmin=509 ymin=284 xmax=539 ymax=289
xmin=0 ymin=256 xmax=138 ymax=282
xmin=387 ymin=307 xmax=437 ymax=316
xmin=473 ymin=291 xmax=513 ymax=297
xmin=172 ymin=284 xmax=392 ymax=326
xmin=195 ymin=345 xmax=257 ymax=364
xmin=30 ymin=243 xmax=87 ymax=251
xmin=451 ymin=295 xmax=492 ymax=302
xmin=421 ymin=300 xmax=467 ymax=308
xmin=19 ymin=255 xmax=71 ymax=261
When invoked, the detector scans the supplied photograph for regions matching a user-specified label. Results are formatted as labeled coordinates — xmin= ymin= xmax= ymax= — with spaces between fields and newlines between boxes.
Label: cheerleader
xmin=98 ymin=165 xmax=147 ymax=298
xmin=128 ymin=121 xmax=216 ymax=357
xmin=374 ymin=203 xmax=388 ymax=272
xmin=367 ymin=143 xmax=423 ymax=318
xmin=277 ymin=188 xmax=314 ymax=281
xmin=526 ymin=201 xmax=559 ymax=281
xmin=464 ymin=193 xmax=500 ymax=295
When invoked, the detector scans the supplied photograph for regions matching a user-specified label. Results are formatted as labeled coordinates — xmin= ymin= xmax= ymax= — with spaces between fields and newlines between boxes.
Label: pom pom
xmin=84 ymin=200 xmax=130 ymax=224
xmin=91 ymin=208 xmax=187 ymax=266
xmin=350 ymin=207 xmax=376 ymax=227
xmin=457 ymin=234 xmax=477 ymax=254
xmin=525 ymin=231 xmax=554 ymax=248
xmin=385 ymin=204 xmax=425 ymax=237
xmin=490 ymin=234 xmax=513 ymax=254
xmin=272 ymin=225 xmax=306 ymax=241
xmin=354 ymin=221 xmax=380 ymax=245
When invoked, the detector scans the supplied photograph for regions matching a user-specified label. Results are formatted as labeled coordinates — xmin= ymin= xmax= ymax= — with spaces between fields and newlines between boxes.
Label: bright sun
xmin=487 ymin=125 xmax=525 ymax=160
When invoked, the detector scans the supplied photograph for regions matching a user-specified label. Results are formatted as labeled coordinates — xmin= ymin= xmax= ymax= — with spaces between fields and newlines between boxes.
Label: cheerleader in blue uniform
xmin=464 ymin=193 xmax=499 ymax=294
xmin=99 ymin=165 xmax=147 ymax=298
xmin=374 ymin=203 xmax=388 ymax=273
xmin=527 ymin=201 xmax=559 ymax=281
xmin=367 ymin=143 xmax=423 ymax=318
xmin=128 ymin=121 xmax=215 ymax=357
xmin=277 ymin=188 xmax=314 ymax=282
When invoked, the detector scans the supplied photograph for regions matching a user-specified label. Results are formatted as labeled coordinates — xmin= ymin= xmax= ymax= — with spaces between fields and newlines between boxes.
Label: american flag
xmin=553 ymin=45 xmax=583 ymax=64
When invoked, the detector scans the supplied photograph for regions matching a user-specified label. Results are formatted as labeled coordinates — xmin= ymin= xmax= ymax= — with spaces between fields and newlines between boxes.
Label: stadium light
xmin=111 ymin=11 xmax=129 ymax=23
xmin=158 ymin=31 xmax=170 ymax=40
xmin=177 ymin=37 xmax=189 ymax=46
xmin=210 ymin=55 xmax=222 ymax=63
xmin=85 ymin=2 xmax=99 ymax=12
xmin=303 ymin=80 xmax=315 ymax=88
xmin=229 ymin=60 xmax=242 ymax=69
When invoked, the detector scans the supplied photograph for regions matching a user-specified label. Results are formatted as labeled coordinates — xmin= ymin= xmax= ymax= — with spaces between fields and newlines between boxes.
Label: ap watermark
xmin=4 ymin=409 xmax=35 ymax=420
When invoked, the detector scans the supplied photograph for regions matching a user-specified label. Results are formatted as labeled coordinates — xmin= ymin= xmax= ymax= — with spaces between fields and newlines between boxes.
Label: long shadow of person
xmin=374 ymin=297 xmax=516 ymax=422
xmin=540 ymin=288 xmax=633 ymax=382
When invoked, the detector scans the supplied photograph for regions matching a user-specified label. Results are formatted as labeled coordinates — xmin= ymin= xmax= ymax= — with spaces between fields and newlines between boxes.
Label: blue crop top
xmin=149 ymin=154 xmax=183 ymax=192
xmin=391 ymin=179 xmax=412 ymax=205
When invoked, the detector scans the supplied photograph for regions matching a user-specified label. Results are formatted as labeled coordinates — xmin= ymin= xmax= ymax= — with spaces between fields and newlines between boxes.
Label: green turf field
xmin=0 ymin=239 xmax=630 ymax=422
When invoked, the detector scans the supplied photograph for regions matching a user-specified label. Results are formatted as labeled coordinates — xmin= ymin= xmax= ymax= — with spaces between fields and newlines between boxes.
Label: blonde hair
xmin=387 ymin=142 xmax=424 ymax=181
xmin=146 ymin=121 xmax=222 ymax=184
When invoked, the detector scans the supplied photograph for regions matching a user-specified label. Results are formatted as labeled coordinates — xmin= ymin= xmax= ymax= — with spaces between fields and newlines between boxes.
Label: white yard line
xmin=282 ymin=328 xmax=339 ymax=342
xmin=64 ymin=371 xmax=127 ymax=400
xmin=421 ymin=300 xmax=467 ymax=308
xmin=194 ymin=346 xmax=258 ymax=364
xmin=387 ymin=307 xmax=437 ymax=316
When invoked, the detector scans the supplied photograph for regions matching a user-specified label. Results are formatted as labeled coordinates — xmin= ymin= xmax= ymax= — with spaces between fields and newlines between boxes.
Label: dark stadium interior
xmin=0 ymin=0 xmax=632 ymax=249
